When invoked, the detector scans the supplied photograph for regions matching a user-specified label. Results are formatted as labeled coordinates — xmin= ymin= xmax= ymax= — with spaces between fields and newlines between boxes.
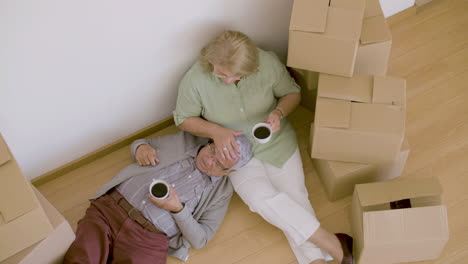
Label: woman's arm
xmin=276 ymin=92 xmax=301 ymax=118
xmin=178 ymin=116 xmax=223 ymax=139
xmin=178 ymin=117 xmax=243 ymax=161
xmin=266 ymin=92 xmax=301 ymax=133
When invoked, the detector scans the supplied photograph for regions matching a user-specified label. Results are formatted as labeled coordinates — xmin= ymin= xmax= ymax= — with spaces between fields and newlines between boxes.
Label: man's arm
xmin=130 ymin=137 xmax=161 ymax=159
xmin=130 ymin=131 xmax=206 ymax=167
xmin=178 ymin=116 xmax=222 ymax=139
xmin=129 ymin=136 xmax=162 ymax=166
xmin=171 ymin=190 xmax=232 ymax=249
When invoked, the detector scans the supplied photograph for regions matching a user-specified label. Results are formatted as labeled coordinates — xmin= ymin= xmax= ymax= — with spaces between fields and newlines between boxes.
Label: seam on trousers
xmin=265 ymin=192 xmax=320 ymax=246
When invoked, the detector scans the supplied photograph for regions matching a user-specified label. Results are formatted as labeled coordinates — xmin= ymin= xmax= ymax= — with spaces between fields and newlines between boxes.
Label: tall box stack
xmin=0 ymin=134 xmax=54 ymax=261
xmin=352 ymin=178 xmax=449 ymax=263
xmin=287 ymin=0 xmax=408 ymax=202
xmin=286 ymin=0 xmax=449 ymax=262
xmin=288 ymin=0 xmax=392 ymax=111
xmin=309 ymin=73 xmax=408 ymax=200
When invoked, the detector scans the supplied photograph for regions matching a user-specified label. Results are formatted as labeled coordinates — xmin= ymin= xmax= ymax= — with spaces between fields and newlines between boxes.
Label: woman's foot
xmin=335 ymin=233 xmax=353 ymax=264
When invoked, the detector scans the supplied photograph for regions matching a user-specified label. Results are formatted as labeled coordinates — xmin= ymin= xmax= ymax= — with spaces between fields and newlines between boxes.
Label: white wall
xmin=0 ymin=0 xmax=414 ymax=180
xmin=381 ymin=0 xmax=415 ymax=17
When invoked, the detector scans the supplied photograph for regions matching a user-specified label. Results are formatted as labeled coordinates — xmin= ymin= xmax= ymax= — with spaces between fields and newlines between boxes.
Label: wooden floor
xmin=37 ymin=1 xmax=468 ymax=263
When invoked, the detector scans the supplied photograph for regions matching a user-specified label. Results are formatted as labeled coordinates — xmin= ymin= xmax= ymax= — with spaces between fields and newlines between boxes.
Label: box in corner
xmin=352 ymin=178 xmax=449 ymax=264
xmin=1 ymin=187 xmax=75 ymax=264
xmin=0 ymin=134 xmax=54 ymax=261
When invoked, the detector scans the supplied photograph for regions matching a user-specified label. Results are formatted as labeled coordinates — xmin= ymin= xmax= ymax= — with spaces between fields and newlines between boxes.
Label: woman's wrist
xmin=274 ymin=108 xmax=284 ymax=120
xmin=208 ymin=124 xmax=225 ymax=139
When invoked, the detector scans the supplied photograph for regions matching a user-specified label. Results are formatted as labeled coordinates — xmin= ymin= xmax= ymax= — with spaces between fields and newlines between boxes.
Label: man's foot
xmin=335 ymin=233 xmax=353 ymax=264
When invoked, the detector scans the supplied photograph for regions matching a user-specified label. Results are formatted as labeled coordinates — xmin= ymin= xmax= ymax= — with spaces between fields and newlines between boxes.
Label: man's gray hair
xmin=230 ymin=134 xmax=253 ymax=170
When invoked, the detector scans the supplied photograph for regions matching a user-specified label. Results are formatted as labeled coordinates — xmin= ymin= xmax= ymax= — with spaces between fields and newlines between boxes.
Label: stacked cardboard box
xmin=288 ymin=0 xmax=392 ymax=112
xmin=312 ymin=73 xmax=406 ymax=165
xmin=288 ymin=0 xmax=365 ymax=77
xmin=1 ymin=188 xmax=75 ymax=264
xmin=287 ymin=0 xmax=409 ymax=200
xmin=308 ymin=73 xmax=410 ymax=203
xmin=289 ymin=68 xmax=319 ymax=112
xmin=0 ymin=134 xmax=75 ymax=263
xmin=355 ymin=0 xmax=392 ymax=75
xmin=310 ymin=123 xmax=410 ymax=201
xmin=0 ymin=135 xmax=53 ymax=261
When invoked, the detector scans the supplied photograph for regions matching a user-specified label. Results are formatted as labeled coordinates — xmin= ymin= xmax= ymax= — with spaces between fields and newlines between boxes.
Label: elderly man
xmin=64 ymin=131 xmax=252 ymax=264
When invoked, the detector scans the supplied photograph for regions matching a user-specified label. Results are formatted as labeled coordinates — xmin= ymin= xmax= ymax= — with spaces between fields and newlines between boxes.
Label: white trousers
xmin=229 ymin=148 xmax=331 ymax=263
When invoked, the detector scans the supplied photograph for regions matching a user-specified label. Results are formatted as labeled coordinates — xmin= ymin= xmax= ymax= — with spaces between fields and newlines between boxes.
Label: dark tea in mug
xmin=254 ymin=126 xmax=271 ymax=139
xmin=151 ymin=182 xmax=169 ymax=198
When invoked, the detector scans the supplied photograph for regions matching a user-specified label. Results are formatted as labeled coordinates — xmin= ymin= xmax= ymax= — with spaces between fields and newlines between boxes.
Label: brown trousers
xmin=63 ymin=193 xmax=169 ymax=264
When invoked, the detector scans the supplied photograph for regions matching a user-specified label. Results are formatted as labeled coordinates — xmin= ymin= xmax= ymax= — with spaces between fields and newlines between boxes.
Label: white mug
xmin=149 ymin=179 xmax=170 ymax=199
xmin=251 ymin=122 xmax=272 ymax=144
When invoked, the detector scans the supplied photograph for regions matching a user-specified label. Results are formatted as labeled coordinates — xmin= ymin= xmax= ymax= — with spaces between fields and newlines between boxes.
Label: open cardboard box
xmin=0 ymin=134 xmax=54 ymax=261
xmin=311 ymin=73 xmax=406 ymax=165
xmin=352 ymin=178 xmax=449 ymax=264
xmin=287 ymin=0 xmax=365 ymax=77
xmin=1 ymin=187 xmax=75 ymax=264
xmin=310 ymin=123 xmax=411 ymax=201
xmin=355 ymin=0 xmax=392 ymax=75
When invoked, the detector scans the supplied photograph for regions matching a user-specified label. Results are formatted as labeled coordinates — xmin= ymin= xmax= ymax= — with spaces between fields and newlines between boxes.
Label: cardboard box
xmin=352 ymin=178 xmax=449 ymax=264
xmin=354 ymin=0 xmax=392 ymax=75
xmin=0 ymin=134 xmax=54 ymax=261
xmin=289 ymin=67 xmax=319 ymax=112
xmin=311 ymin=74 xmax=406 ymax=165
xmin=287 ymin=0 xmax=365 ymax=77
xmin=310 ymin=123 xmax=411 ymax=201
xmin=2 ymin=188 xmax=75 ymax=264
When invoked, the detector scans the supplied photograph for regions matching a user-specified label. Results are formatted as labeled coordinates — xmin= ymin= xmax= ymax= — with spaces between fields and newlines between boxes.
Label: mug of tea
xmin=252 ymin=122 xmax=272 ymax=144
xmin=149 ymin=179 xmax=170 ymax=199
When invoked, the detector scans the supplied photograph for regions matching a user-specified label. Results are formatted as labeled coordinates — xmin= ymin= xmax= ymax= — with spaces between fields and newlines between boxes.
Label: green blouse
xmin=174 ymin=49 xmax=300 ymax=168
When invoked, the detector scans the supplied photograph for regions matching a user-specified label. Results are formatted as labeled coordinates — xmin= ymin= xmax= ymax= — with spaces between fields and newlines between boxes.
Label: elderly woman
xmin=174 ymin=30 xmax=352 ymax=264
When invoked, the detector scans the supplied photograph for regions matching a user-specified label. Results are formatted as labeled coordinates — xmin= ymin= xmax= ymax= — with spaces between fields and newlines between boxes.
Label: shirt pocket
xmin=184 ymin=185 xmax=204 ymax=213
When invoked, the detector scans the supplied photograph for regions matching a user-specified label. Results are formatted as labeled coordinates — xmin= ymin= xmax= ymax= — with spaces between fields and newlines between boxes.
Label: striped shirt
xmin=117 ymin=146 xmax=220 ymax=237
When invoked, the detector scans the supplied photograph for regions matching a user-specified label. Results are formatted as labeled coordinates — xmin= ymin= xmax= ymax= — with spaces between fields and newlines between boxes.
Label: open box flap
xmin=318 ymin=74 xmax=373 ymax=103
xmin=356 ymin=178 xmax=443 ymax=207
xmin=290 ymin=0 xmax=329 ymax=33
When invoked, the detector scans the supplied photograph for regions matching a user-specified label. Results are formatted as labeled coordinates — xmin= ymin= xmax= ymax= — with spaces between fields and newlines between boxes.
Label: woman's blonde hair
xmin=200 ymin=30 xmax=259 ymax=77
